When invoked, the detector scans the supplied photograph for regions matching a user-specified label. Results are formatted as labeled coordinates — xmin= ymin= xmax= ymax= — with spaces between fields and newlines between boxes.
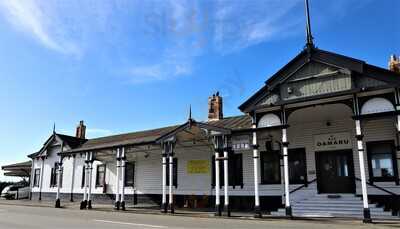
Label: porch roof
xmin=60 ymin=115 xmax=252 ymax=155
xmin=1 ymin=161 xmax=32 ymax=177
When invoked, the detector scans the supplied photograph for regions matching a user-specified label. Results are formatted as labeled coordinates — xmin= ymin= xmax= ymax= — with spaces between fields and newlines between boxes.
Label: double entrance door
xmin=316 ymin=150 xmax=356 ymax=193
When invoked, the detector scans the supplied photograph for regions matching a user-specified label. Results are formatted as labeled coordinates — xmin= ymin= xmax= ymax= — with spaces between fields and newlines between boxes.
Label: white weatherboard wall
xmin=31 ymin=115 xmax=400 ymax=199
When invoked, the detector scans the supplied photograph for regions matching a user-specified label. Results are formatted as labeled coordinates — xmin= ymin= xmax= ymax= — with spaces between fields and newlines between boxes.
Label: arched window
xmin=258 ymin=113 xmax=281 ymax=128
xmin=361 ymin=97 xmax=394 ymax=115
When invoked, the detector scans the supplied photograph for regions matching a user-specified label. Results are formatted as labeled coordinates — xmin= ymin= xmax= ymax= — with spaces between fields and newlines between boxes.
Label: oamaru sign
xmin=314 ymin=132 xmax=352 ymax=151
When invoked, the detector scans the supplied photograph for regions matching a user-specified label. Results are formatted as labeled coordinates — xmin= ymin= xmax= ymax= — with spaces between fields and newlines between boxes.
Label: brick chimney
xmin=75 ymin=120 xmax=86 ymax=139
xmin=208 ymin=92 xmax=223 ymax=121
xmin=389 ymin=54 xmax=400 ymax=73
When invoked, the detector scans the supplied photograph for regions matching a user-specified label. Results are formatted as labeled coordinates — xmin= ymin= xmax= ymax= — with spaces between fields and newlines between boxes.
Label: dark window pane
xmin=261 ymin=150 xmax=281 ymax=184
xmin=81 ymin=166 xmax=86 ymax=188
xmin=288 ymin=148 xmax=307 ymax=184
xmin=125 ymin=162 xmax=135 ymax=187
xmin=34 ymin=169 xmax=40 ymax=187
xmin=96 ymin=165 xmax=106 ymax=187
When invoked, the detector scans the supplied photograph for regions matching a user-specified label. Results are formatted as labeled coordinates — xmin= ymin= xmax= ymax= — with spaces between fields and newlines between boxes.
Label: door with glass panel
xmin=316 ymin=150 xmax=355 ymax=193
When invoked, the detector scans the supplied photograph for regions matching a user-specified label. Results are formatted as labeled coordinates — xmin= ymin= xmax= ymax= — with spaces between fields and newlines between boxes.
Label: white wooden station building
xmin=20 ymin=4 xmax=400 ymax=222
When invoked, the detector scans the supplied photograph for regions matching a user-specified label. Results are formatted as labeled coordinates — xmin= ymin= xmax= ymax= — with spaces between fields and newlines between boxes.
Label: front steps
xmin=271 ymin=194 xmax=398 ymax=219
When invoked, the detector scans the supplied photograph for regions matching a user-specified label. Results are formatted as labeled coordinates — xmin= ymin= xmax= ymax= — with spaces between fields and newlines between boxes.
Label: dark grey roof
xmin=1 ymin=161 xmax=31 ymax=170
xmin=56 ymin=133 xmax=87 ymax=148
xmin=207 ymin=115 xmax=251 ymax=131
xmin=62 ymin=115 xmax=252 ymax=154
xmin=28 ymin=133 xmax=86 ymax=158
xmin=2 ymin=161 xmax=32 ymax=177
xmin=63 ymin=126 xmax=179 ymax=153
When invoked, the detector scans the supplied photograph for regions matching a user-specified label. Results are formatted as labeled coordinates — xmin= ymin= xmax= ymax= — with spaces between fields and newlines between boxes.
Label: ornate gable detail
xmin=258 ymin=94 xmax=280 ymax=106
xmin=279 ymin=61 xmax=352 ymax=101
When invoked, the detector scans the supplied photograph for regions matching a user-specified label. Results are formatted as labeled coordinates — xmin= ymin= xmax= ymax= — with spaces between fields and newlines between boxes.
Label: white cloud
xmin=127 ymin=60 xmax=192 ymax=84
xmin=0 ymin=0 xmax=81 ymax=56
xmin=1 ymin=0 xmax=352 ymax=83
xmin=214 ymin=0 xmax=302 ymax=54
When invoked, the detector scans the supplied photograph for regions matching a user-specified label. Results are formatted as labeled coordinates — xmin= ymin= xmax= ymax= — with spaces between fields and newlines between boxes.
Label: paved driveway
xmin=0 ymin=204 xmax=398 ymax=229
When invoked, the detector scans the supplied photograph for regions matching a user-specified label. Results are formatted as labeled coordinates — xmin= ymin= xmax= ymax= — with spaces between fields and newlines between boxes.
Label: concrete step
xmin=272 ymin=193 xmax=399 ymax=219
xmin=295 ymin=200 xmax=364 ymax=204
xmin=288 ymin=206 xmax=385 ymax=213
xmin=292 ymin=203 xmax=377 ymax=208
xmin=271 ymin=211 xmax=398 ymax=219
xmin=276 ymin=208 xmax=392 ymax=216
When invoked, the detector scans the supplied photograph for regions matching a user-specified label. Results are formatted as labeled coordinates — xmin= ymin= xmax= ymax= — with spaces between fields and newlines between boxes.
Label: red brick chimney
xmin=389 ymin=54 xmax=400 ymax=73
xmin=75 ymin=120 xmax=86 ymax=139
xmin=208 ymin=92 xmax=223 ymax=121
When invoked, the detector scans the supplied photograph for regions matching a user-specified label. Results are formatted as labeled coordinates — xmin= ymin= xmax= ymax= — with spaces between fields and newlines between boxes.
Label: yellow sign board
xmin=187 ymin=160 xmax=209 ymax=174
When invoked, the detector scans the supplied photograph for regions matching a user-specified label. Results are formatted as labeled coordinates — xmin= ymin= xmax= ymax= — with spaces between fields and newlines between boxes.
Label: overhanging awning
xmin=1 ymin=161 xmax=32 ymax=177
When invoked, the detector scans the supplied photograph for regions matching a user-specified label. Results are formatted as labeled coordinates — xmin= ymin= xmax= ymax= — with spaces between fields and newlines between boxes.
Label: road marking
xmin=93 ymin=219 xmax=168 ymax=228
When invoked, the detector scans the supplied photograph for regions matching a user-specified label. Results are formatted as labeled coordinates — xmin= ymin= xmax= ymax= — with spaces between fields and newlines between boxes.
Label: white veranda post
xmin=354 ymin=96 xmax=371 ymax=223
xmin=161 ymin=143 xmax=167 ymax=213
xmin=55 ymin=150 xmax=63 ymax=208
xmin=252 ymin=115 xmax=261 ymax=218
xmin=115 ymin=148 xmax=121 ymax=210
xmin=39 ymin=157 xmax=45 ymax=201
xmin=223 ymin=136 xmax=230 ymax=217
xmin=80 ymin=152 xmax=89 ymax=210
xmin=281 ymin=109 xmax=291 ymax=217
xmin=214 ymin=136 xmax=221 ymax=216
xmin=120 ymin=147 xmax=126 ymax=211
xmin=168 ymin=142 xmax=174 ymax=214
xmin=87 ymin=152 xmax=94 ymax=209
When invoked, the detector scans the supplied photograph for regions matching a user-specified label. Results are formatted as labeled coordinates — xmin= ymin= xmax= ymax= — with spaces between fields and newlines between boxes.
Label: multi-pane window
xmin=367 ymin=141 xmax=398 ymax=182
xmin=211 ymin=152 xmax=243 ymax=188
xmin=260 ymin=150 xmax=281 ymax=184
xmin=50 ymin=163 xmax=63 ymax=187
xmin=125 ymin=162 xmax=135 ymax=187
xmin=33 ymin=169 xmax=40 ymax=187
xmin=166 ymin=158 xmax=178 ymax=188
xmin=96 ymin=164 xmax=106 ymax=187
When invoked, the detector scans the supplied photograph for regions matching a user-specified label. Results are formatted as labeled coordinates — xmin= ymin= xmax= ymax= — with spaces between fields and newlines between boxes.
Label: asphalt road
xmin=0 ymin=205 xmax=398 ymax=229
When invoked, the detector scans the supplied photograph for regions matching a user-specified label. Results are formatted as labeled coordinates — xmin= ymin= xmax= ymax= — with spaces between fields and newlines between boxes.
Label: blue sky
xmin=0 ymin=0 xmax=399 ymax=180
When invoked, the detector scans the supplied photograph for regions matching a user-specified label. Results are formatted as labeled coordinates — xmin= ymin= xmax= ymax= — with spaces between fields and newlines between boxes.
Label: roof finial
xmin=53 ymin=122 xmax=56 ymax=134
xmin=304 ymin=0 xmax=314 ymax=49
xmin=188 ymin=105 xmax=192 ymax=121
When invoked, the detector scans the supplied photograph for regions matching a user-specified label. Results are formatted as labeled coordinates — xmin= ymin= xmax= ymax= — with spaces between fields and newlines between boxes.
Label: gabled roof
xmin=28 ymin=133 xmax=86 ymax=158
xmin=61 ymin=115 xmax=252 ymax=154
xmin=239 ymin=47 xmax=400 ymax=112
xmin=56 ymin=133 xmax=87 ymax=149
